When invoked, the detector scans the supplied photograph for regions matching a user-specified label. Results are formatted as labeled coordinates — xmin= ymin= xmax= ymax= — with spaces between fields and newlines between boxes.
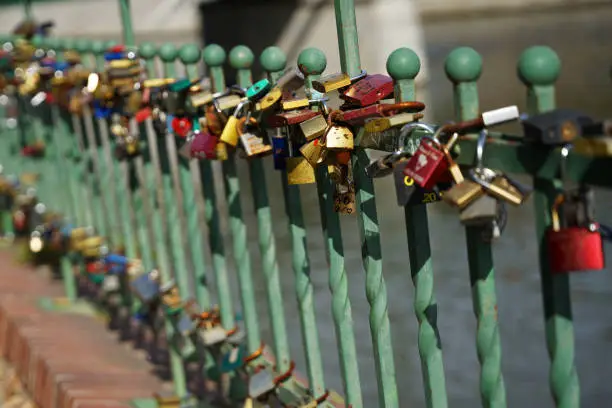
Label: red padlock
xmin=403 ymin=133 xmax=458 ymax=190
xmin=336 ymin=101 xmax=425 ymax=126
xmin=546 ymin=195 xmax=604 ymax=274
xmin=135 ymin=107 xmax=152 ymax=123
xmin=267 ymin=109 xmax=318 ymax=128
xmin=191 ymin=130 xmax=219 ymax=159
xmin=13 ymin=211 xmax=26 ymax=232
xmin=340 ymin=74 xmax=394 ymax=107
xmin=171 ymin=116 xmax=192 ymax=138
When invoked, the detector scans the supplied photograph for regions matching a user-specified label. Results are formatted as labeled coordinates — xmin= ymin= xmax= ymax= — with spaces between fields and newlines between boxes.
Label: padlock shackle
xmin=550 ymin=194 xmax=565 ymax=231
xmin=398 ymin=122 xmax=436 ymax=152
xmin=475 ymin=129 xmax=488 ymax=169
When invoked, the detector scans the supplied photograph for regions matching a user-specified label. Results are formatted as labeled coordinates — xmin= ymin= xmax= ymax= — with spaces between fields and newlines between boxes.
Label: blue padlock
xmin=54 ymin=61 xmax=70 ymax=72
xmin=166 ymin=114 xmax=175 ymax=135
xmin=271 ymin=136 xmax=288 ymax=170
xmin=93 ymin=101 xmax=112 ymax=119
xmin=104 ymin=52 xmax=125 ymax=61
xmin=130 ymin=272 xmax=160 ymax=304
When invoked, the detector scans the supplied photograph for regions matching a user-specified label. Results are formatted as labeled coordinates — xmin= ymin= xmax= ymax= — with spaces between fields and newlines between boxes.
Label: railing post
xmin=445 ymin=47 xmax=507 ymax=408
xmin=518 ymin=46 xmax=579 ymax=408
xmin=157 ymin=42 xmax=193 ymax=299
xmin=298 ymin=47 xmax=363 ymax=408
xmin=388 ymin=47 xmax=448 ymax=408
xmin=181 ymin=44 xmax=236 ymax=329
xmin=229 ymin=44 xmax=291 ymax=373
xmin=138 ymin=41 xmax=189 ymax=398
xmin=117 ymin=0 xmax=135 ymax=47
xmin=261 ymin=46 xmax=326 ymax=399
xmin=176 ymin=44 xmax=211 ymax=308
xmin=203 ymin=44 xmax=262 ymax=357
xmin=22 ymin=0 xmax=33 ymax=21
xmin=332 ymin=1 xmax=398 ymax=406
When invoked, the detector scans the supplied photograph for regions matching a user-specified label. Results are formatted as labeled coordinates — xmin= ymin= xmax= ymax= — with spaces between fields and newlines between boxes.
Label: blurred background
xmin=2 ymin=0 xmax=612 ymax=407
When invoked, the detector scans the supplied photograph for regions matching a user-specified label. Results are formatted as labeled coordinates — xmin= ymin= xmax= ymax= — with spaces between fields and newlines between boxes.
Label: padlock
xmin=220 ymin=100 xmax=252 ymax=147
xmin=238 ymin=117 xmax=272 ymax=157
xmin=102 ymin=274 xmax=120 ymax=293
xmin=393 ymin=162 xmax=448 ymax=206
xmin=171 ymin=116 xmax=192 ymax=138
xmin=246 ymin=78 xmax=272 ymax=101
xmin=205 ymin=105 xmax=225 ymax=136
xmin=442 ymin=180 xmax=484 ymax=209
xmin=470 ymin=169 xmax=530 ymax=206
xmin=176 ymin=311 xmax=196 ymax=336
xmin=325 ymin=125 xmax=354 ymax=150
xmin=299 ymin=114 xmax=327 ymax=141
xmin=191 ymin=130 xmax=219 ymax=160
xmin=403 ymin=132 xmax=459 ymax=190
xmin=365 ymin=150 xmax=410 ymax=178
xmin=287 ymin=157 xmax=316 ymax=185
xmin=327 ymin=164 xmax=344 ymax=184
xmin=215 ymin=94 xmax=243 ymax=112
xmin=581 ymin=119 xmax=612 ymax=138
xmin=255 ymin=87 xmax=282 ymax=111
xmin=220 ymin=344 xmax=245 ymax=373
xmin=299 ymin=138 xmax=327 ymax=166
xmin=333 ymin=183 xmax=356 ymax=215
xmin=521 ymin=108 xmax=592 ymax=145
xmin=160 ymin=281 xmax=183 ymax=314
xmin=272 ymin=136 xmax=289 ymax=170
xmin=336 ymin=101 xmax=426 ymax=126
xmin=267 ymin=109 xmax=318 ymax=128
xmin=190 ymin=90 xmax=213 ymax=108
xmin=249 ymin=368 xmax=276 ymax=399
xmin=312 ymin=70 xmax=367 ymax=93
xmin=199 ymin=323 xmax=227 ymax=346
xmin=562 ymin=186 xmax=595 ymax=227
xmin=340 ymin=74 xmax=394 ymax=107
xmin=546 ymin=194 xmax=604 ymax=274
xmin=281 ymin=97 xmax=310 ymax=111
xmin=459 ymin=194 xmax=498 ymax=226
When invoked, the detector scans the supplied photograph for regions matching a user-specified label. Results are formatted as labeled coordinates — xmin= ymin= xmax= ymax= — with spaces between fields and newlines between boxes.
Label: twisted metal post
xmin=388 ymin=47 xmax=448 ymax=408
xmin=446 ymin=47 xmax=507 ymax=407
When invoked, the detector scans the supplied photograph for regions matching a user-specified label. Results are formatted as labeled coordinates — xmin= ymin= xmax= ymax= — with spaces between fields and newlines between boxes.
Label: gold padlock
xmin=215 ymin=141 xmax=228 ymax=161
xmin=442 ymin=180 xmax=484 ymax=209
xmin=325 ymin=125 xmax=354 ymax=150
xmin=109 ymin=59 xmax=137 ymax=69
xmin=299 ymin=138 xmax=326 ymax=166
xmin=282 ymin=97 xmax=309 ymax=111
xmin=286 ymin=157 xmax=316 ymax=185
xmin=299 ymin=114 xmax=328 ymax=141
xmin=219 ymin=100 xmax=252 ymax=147
xmin=364 ymin=112 xmax=420 ymax=133
xmin=327 ymin=164 xmax=343 ymax=183
xmin=312 ymin=72 xmax=351 ymax=93
xmin=216 ymin=94 xmax=243 ymax=111
xmin=143 ymin=78 xmax=174 ymax=88
xmin=255 ymin=87 xmax=282 ymax=111
xmin=190 ymin=90 xmax=213 ymax=107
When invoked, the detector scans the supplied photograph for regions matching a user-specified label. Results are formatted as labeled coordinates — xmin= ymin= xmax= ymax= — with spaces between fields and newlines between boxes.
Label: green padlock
xmin=246 ymin=78 xmax=271 ymax=102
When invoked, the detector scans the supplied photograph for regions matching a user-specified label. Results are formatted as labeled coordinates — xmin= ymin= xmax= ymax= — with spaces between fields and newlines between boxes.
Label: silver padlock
xmin=102 ymin=274 xmax=120 ymax=292
xmin=199 ymin=325 xmax=227 ymax=346
xmin=248 ymin=368 xmax=276 ymax=399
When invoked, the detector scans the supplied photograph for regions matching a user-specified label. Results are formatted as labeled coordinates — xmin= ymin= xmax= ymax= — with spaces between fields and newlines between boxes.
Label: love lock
xmin=198 ymin=321 xmax=227 ymax=346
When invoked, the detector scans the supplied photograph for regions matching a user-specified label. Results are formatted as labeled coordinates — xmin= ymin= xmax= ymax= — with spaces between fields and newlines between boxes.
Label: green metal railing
xmin=1 ymin=0 xmax=610 ymax=407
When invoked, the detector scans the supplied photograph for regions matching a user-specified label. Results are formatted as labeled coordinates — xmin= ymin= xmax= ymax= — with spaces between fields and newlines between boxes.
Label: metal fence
xmin=1 ymin=0 xmax=610 ymax=407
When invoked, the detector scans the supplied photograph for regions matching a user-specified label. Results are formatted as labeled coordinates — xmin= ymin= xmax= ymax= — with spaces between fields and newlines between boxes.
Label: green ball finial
xmin=444 ymin=47 xmax=483 ymax=83
xmin=91 ymin=40 xmax=106 ymax=55
xmin=179 ymin=44 xmax=201 ymax=65
xmin=30 ymin=35 xmax=44 ymax=49
xmin=139 ymin=42 xmax=157 ymax=59
xmin=517 ymin=46 xmax=561 ymax=86
xmin=74 ymin=38 xmax=92 ymax=54
xmin=203 ymin=44 xmax=226 ymax=67
xmin=158 ymin=43 xmax=178 ymax=62
xmin=45 ymin=37 xmax=59 ymax=51
xmin=260 ymin=46 xmax=287 ymax=73
xmin=104 ymin=40 xmax=118 ymax=50
xmin=386 ymin=48 xmax=421 ymax=80
xmin=229 ymin=45 xmax=254 ymax=69
xmin=62 ymin=38 xmax=76 ymax=51
xmin=297 ymin=47 xmax=327 ymax=76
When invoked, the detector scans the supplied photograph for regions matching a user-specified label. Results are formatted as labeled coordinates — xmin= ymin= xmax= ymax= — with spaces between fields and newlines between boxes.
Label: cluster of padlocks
xmin=1 ymin=30 xmax=611 ymax=407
